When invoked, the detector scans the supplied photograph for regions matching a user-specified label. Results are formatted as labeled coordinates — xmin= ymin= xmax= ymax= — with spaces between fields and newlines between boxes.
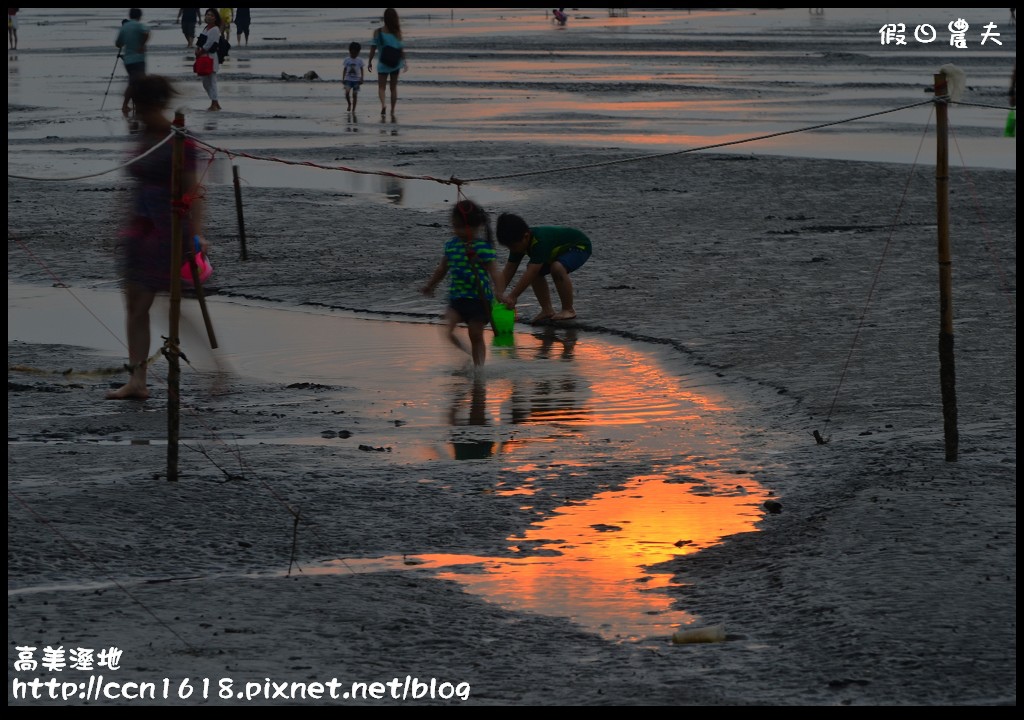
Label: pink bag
xmin=181 ymin=236 xmax=213 ymax=286
xmin=181 ymin=251 xmax=213 ymax=286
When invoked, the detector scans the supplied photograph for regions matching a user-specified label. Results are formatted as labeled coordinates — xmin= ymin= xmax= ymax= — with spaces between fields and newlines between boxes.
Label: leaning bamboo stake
xmin=233 ymin=164 xmax=249 ymax=261
xmin=933 ymin=72 xmax=958 ymax=462
xmin=185 ymin=252 xmax=219 ymax=349
xmin=167 ymin=111 xmax=186 ymax=482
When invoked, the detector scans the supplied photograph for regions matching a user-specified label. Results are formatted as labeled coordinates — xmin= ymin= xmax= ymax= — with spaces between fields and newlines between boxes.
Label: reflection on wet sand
xmin=383 ymin=176 xmax=404 ymax=205
xmin=509 ymin=326 xmax=589 ymax=426
xmin=449 ymin=379 xmax=495 ymax=460
xmin=320 ymin=324 xmax=770 ymax=642
xmin=423 ymin=470 xmax=767 ymax=643
xmin=439 ymin=323 xmax=733 ymax=459
xmin=379 ymin=115 xmax=399 ymax=137
xmin=9 ymin=281 xmax=768 ymax=640
xmin=317 ymin=467 xmax=767 ymax=643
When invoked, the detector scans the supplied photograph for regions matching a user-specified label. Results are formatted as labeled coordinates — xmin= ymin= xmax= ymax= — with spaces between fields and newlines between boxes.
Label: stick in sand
xmin=100 ymin=52 xmax=123 ymax=111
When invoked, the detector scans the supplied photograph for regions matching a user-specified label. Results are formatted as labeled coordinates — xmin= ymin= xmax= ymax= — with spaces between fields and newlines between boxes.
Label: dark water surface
xmin=9 ymin=280 xmax=776 ymax=642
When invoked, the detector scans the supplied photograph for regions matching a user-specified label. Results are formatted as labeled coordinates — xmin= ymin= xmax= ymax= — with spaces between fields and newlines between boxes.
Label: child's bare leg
xmin=106 ymin=284 xmax=155 ymax=400
xmin=529 ymin=276 xmax=555 ymax=324
xmin=467 ymin=321 xmax=487 ymax=367
xmin=549 ymin=261 xmax=576 ymax=319
xmin=444 ymin=308 xmax=470 ymax=357
xmin=345 ymin=89 xmax=352 ymax=111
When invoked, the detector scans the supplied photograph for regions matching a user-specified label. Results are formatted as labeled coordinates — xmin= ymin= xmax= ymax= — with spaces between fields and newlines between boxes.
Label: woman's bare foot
xmin=208 ymin=101 xmax=222 ymax=111
xmin=552 ymin=309 xmax=577 ymax=321
xmin=530 ymin=311 xmax=555 ymax=325
xmin=105 ymin=382 xmax=150 ymax=401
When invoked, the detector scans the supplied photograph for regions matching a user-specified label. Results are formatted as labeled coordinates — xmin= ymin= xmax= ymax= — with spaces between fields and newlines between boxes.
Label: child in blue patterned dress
xmin=420 ymin=199 xmax=506 ymax=369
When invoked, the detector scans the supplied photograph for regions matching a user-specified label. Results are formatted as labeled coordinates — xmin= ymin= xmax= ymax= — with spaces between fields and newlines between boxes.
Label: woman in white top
xmin=195 ymin=8 xmax=222 ymax=111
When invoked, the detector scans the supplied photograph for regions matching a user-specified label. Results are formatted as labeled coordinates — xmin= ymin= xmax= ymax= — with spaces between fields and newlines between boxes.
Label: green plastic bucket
xmin=491 ymin=301 xmax=516 ymax=335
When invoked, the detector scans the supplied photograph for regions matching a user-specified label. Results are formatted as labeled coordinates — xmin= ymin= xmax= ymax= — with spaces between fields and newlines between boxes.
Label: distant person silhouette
xmin=8 ymin=7 xmax=18 ymax=49
xmin=176 ymin=8 xmax=201 ymax=48
xmin=367 ymin=8 xmax=406 ymax=120
xmin=115 ymin=8 xmax=150 ymax=119
xmin=234 ymin=7 xmax=250 ymax=46
xmin=343 ymin=41 xmax=365 ymax=113
xmin=218 ymin=6 xmax=232 ymax=42
xmin=195 ymin=8 xmax=223 ymax=111
xmin=116 ymin=8 xmax=149 ymax=119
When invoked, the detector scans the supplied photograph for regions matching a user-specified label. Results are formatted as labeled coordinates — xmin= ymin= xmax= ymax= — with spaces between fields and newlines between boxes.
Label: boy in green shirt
xmin=496 ymin=213 xmax=592 ymax=324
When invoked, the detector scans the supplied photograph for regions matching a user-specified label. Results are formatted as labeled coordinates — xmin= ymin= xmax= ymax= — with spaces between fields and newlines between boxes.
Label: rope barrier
xmin=820 ymin=105 xmax=935 ymax=433
xmin=8 ymin=98 xmax=954 ymax=188
xmin=952 ymin=100 xmax=1018 ymax=111
xmin=463 ymin=100 xmax=939 ymax=183
xmin=186 ymin=135 xmax=464 ymax=188
xmin=6 ymin=129 xmax=177 ymax=182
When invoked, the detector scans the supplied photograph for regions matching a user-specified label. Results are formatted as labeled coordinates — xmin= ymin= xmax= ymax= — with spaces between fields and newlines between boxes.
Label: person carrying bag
xmin=194 ymin=9 xmax=223 ymax=110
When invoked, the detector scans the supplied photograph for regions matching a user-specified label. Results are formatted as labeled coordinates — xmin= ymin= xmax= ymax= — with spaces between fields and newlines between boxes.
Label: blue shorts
xmin=343 ymin=80 xmax=361 ymax=92
xmin=124 ymin=61 xmax=146 ymax=82
xmin=539 ymin=248 xmax=591 ymax=276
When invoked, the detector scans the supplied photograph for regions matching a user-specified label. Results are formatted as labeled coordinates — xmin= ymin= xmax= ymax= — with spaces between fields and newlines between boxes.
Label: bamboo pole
xmin=233 ymin=164 xmax=248 ymax=261
xmin=185 ymin=251 xmax=219 ymax=349
xmin=167 ymin=112 xmax=186 ymax=482
xmin=933 ymin=72 xmax=958 ymax=462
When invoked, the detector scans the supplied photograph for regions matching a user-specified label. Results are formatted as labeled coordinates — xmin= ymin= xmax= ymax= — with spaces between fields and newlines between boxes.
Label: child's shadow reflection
xmin=448 ymin=379 xmax=495 ymax=460
xmin=533 ymin=325 xmax=578 ymax=360
xmin=449 ymin=378 xmax=488 ymax=428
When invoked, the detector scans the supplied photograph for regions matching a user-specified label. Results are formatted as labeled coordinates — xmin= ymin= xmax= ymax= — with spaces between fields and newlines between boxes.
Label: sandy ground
xmin=7 ymin=7 xmax=1017 ymax=707
xmin=9 ymin=141 xmax=1017 ymax=706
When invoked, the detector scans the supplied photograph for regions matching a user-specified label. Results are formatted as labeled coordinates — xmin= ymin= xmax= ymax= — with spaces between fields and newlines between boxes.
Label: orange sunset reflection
xmin=317 ymin=469 xmax=767 ymax=643
xmin=425 ymin=471 xmax=765 ymax=642
xmin=496 ymin=330 xmax=731 ymax=446
xmin=309 ymin=327 xmax=768 ymax=642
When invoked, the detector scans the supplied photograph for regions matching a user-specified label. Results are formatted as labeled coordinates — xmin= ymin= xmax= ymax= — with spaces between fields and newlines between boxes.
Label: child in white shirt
xmin=343 ymin=41 xmax=365 ymax=113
